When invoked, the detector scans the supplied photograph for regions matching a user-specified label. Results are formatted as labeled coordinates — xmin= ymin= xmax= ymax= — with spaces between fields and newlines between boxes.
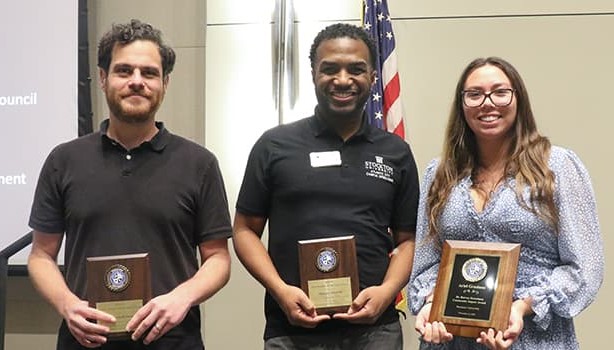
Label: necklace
xmin=471 ymin=176 xmax=504 ymax=212
xmin=472 ymin=167 xmax=506 ymax=198
xmin=471 ymin=160 xmax=507 ymax=211
xmin=476 ymin=177 xmax=503 ymax=196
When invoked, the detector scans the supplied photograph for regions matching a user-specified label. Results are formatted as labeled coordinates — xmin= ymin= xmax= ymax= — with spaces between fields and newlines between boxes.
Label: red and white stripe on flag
xmin=362 ymin=0 xmax=405 ymax=139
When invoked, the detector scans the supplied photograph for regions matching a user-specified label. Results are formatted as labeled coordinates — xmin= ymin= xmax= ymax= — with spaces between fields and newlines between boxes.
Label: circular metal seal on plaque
xmin=316 ymin=247 xmax=338 ymax=273
xmin=461 ymin=257 xmax=488 ymax=282
xmin=105 ymin=264 xmax=131 ymax=292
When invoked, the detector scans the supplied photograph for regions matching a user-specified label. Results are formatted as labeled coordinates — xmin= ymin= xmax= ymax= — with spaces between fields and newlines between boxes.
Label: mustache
xmin=124 ymin=92 xmax=149 ymax=98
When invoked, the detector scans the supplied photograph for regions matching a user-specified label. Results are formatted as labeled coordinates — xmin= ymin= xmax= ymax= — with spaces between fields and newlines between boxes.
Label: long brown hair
xmin=427 ymin=57 xmax=558 ymax=240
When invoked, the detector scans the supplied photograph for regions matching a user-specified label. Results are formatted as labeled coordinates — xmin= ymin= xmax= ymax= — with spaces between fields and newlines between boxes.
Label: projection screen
xmin=0 ymin=0 xmax=78 ymax=265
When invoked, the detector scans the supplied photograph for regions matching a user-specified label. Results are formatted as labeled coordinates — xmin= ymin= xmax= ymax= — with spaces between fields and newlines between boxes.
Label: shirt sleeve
xmin=28 ymin=146 xmax=66 ymax=234
xmin=196 ymin=155 xmax=233 ymax=242
xmin=235 ymin=131 xmax=272 ymax=217
xmin=408 ymin=158 xmax=442 ymax=314
xmin=515 ymin=147 xmax=604 ymax=330
xmin=390 ymin=142 xmax=420 ymax=232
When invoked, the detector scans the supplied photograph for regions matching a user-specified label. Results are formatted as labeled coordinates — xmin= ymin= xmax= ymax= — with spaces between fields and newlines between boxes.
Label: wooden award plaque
xmin=429 ymin=240 xmax=520 ymax=338
xmin=297 ymin=235 xmax=359 ymax=315
xmin=86 ymin=253 xmax=151 ymax=339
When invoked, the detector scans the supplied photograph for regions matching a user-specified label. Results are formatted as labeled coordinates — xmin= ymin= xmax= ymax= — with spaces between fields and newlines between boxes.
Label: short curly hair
xmin=97 ymin=19 xmax=176 ymax=77
xmin=309 ymin=23 xmax=376 ymax=69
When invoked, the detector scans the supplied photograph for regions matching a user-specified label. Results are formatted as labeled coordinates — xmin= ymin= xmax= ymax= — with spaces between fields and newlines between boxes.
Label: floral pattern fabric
xmin=408 ymin=146 xmax=604 ymax=350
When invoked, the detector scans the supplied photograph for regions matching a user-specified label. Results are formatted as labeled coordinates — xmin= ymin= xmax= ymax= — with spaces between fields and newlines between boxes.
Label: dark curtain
xmin=78 ymin=0 xmax=93 ymax=136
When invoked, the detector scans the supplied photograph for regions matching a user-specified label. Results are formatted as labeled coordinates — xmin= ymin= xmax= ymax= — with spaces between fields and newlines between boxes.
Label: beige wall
xmin=88 ymin=0 xmax=207 ymax=144
xmin=6 ymin=0 xmax=612 ymax=349
xmin=393 ymin=5 xmax=613 ymax=350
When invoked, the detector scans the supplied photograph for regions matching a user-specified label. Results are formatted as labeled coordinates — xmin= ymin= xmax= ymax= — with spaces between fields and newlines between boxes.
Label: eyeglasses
xmin=461 ymin=88 xmax=515 ymax=107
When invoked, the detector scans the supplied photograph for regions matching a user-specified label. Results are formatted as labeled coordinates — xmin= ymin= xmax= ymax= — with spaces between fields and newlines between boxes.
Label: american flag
xmin=363 ymin=1 xmax=408 ymax=315
xmin=362 ymin=0 xmax=405 ymax=139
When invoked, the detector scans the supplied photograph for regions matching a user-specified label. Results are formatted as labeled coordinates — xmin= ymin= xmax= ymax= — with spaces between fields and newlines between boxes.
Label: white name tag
xmin=309 ymin=151 xmax=342 ymax=167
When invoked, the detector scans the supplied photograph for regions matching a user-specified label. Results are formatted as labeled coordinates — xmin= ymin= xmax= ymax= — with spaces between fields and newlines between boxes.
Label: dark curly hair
xmin=97 ymin=19 xmax=176 ymax=77
xmin=309 ymin=23 xmax=376 ymax=69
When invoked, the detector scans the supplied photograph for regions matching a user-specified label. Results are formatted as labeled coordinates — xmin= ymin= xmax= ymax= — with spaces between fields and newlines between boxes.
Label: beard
xmin=314 ymin=88 xmax=368 ymax=120
xmin=106 ymin=92 xmax=162 ymax=124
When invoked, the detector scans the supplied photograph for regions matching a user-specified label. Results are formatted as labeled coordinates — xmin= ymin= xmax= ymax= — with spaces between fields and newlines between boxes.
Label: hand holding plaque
xmin=297 ymin=235 xmax=359 ymax=315
xmin=86 ymin=253 xmax=151 ymax=339
xmin=429 ymin=240 xmax=520 ymax=338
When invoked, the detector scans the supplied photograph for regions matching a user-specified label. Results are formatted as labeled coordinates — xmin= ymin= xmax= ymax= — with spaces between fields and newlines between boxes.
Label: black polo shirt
xmin=29 ymin=120 xmax=232 ymax=340
xmin=236 ymin=110 xmax=419 ymax=339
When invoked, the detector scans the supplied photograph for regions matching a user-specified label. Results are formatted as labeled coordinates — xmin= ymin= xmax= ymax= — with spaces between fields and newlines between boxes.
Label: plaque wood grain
xmin=297 ymin=235 xmax=359 ymax=315
xmin=86 ymin=253 xmax=151 ymax=339
xmin=430 ymin=240 xmax=520 ymax=338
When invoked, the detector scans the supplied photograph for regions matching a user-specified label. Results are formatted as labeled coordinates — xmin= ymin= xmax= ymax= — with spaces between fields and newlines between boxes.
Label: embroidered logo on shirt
xmin=364 ymin=156 xmax=394 ymax=183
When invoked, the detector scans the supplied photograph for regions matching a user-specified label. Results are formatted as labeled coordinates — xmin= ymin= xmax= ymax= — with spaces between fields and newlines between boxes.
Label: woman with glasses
xmin=408 ymin=57 xmax=603 ymax=349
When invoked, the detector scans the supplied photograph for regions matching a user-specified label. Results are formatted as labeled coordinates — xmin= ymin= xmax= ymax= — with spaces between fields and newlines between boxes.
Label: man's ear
xmin=163 ymin=75 xmax=170 ymax=90
xmin=99 ymin=68 xmax=108 ymax=90
xmin=370 ymin=69 xmax=377 ymax=87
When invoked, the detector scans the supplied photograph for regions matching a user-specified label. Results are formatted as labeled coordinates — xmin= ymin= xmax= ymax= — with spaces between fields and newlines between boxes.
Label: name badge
xmin=310 ymin=151 xmax=342 ymax=168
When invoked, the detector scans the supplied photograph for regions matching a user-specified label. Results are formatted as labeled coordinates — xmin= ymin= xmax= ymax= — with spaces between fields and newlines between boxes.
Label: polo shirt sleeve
xmin=236 ymin=132 xmax=273 ymax=218
xmin=390 ymin=142 xmax=420 ymax=233
xmin=196 ymin=156 xmax=233 ymax=242
xmin=29 ymin=146 xmax=66 ymax=234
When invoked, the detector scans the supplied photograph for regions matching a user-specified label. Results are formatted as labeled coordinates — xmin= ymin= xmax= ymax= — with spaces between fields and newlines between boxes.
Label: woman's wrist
xmin=425 ymin=294 xmax=434 ymax=304
xmin=512 ymin=297 xmax=534 ymax=316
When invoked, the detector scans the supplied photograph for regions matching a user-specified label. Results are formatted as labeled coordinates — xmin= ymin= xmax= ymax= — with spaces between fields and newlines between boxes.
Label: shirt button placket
xmin=122 ymin=153 xmax=132 ymax=177
xmin=337 ymin=143 xmax=346 ymax=177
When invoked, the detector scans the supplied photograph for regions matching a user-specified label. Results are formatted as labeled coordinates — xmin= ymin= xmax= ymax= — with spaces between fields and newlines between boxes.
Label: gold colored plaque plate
xmin=307 ymin=277 xmax=352 ymax=308
xmin=96 ymin=299 xmax=144 ymax=333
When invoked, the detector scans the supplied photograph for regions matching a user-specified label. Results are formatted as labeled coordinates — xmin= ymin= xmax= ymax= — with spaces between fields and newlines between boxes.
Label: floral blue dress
xmin=408 ymin=146 xmax=604 ymax=350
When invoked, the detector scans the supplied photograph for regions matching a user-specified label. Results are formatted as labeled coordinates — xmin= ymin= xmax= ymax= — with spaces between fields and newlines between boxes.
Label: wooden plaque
xmin=297 ymin=235 xmax=359 ymax=315
xmin=429 ymin=240 xmax=520 ymax=338
xmin=86 ymin=253 xmax=151 ymax=340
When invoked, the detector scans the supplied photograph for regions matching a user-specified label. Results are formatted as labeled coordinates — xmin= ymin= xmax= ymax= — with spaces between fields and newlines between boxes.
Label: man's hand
xmin=61 ymin=297 xmax=115 ymax=348
xmin=29 ymin=231 xmax=116 ymax=347
xmin=332 ymin=285 xmax=392 ymax=324
xmin=275 ymin=284 xmax=330 ymax=328
xmin=126 ymin=290 xmax=192 ymax=345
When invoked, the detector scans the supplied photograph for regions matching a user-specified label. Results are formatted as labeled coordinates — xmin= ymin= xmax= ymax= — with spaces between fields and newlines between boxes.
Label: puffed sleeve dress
xmin=408 ymin=146 xmax=604 ymax=350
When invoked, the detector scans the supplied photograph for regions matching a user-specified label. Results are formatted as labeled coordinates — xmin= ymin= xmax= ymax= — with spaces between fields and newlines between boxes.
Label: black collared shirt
xmin=30 ymin=119 xmax=232 ymax=339
xmin=237 ymin=110 xmax=419 ymax=339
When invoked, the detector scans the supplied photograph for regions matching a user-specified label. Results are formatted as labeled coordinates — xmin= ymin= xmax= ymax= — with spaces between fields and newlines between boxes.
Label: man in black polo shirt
xmin=27 ymin=19 xmax=232 ymax=350
xmin=233 ymin=23 xmax=419 ymax=349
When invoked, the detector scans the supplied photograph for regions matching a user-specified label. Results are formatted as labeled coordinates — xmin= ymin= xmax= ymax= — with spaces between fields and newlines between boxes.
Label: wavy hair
xmin=97 ymin=19 xmax=176 ymax=78
xmin=427 ymin=57 xmax=558 ymax=241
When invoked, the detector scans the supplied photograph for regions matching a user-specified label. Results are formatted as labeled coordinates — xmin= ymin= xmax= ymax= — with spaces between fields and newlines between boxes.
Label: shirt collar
xmin=99 ymin=119 xmax=169 ymax=152
xmin=308 ymin=107 xmax=374 ymax=143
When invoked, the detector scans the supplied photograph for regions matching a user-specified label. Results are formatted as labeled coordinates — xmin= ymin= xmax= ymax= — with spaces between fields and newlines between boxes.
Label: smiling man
xmin=27 ymin=19 xmax=232 ymax=350
xmin=233 ymin=23 xmax=420 ymax=350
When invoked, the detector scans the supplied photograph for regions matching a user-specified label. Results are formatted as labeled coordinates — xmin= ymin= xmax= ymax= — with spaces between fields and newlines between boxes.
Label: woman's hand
xmin=414 ymin=301 xmax=453 ymax=344
xmin=476 ymin=298 xmax=530 ymax=349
